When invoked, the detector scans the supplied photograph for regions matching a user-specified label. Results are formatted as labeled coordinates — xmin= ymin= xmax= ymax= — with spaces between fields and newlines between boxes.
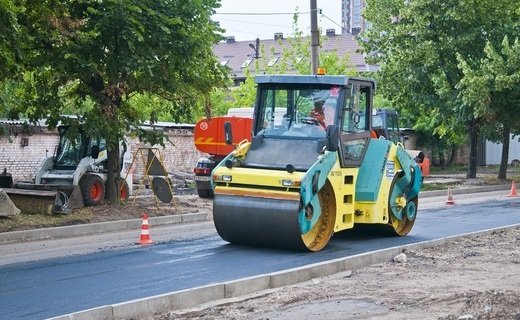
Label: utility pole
xmin=310 ymin=0 xmax=319 ymax=75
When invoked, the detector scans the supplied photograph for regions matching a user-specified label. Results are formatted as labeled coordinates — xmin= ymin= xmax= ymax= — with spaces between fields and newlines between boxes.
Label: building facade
xmin=341 ymin=0 xmax=370 ymax=35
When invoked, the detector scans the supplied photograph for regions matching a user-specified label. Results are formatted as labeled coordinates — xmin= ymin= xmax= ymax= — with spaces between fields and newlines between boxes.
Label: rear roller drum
xmin=388 ymin=196 xmax=417 ymax=236
xmin=300 ymin=181 xmax=336 ymax=251
xmin=386 ymin=171 xmax=418 ymax=236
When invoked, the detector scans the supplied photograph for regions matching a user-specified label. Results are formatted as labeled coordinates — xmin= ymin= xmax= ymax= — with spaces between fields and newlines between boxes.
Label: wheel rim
xmin=301 ymin=181 xmax=336 ymax=251
xmin=406 ymin=199 xmax=417 ymax=221
xmin=90 ymin=182 xmax=103 ymax=201
xmin=120 ymin=186 xmax=128 ymax=201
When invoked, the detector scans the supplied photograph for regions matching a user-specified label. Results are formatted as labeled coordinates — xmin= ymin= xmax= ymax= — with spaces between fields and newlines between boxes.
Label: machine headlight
xmin=214 ymin=175 xmax=232 ymax=182
xmin=281 ymin=179 xmax=300 ymax=187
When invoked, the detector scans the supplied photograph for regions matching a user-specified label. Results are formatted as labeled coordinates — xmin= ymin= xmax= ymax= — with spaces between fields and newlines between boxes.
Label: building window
xmin=268 ymin=57 xmax=278 ymax=67
xmin=241 ymin=59 xmax=252 ymax=68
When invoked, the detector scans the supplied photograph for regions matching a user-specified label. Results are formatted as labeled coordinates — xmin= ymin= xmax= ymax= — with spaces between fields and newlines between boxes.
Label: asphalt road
xmin=1 ymin=194 xmax=519 ymax=319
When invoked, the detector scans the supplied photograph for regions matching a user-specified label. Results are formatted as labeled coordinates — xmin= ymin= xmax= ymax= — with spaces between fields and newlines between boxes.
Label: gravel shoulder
xmin=160 ymin=226 xmax=520 ymax=320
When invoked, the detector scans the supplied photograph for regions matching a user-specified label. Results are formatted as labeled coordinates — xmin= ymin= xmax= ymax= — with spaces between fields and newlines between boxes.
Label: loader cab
xmin=54 ymin=126 xmax=107 ymax=170
xmin=368 ymin=109 xmax=401 ymax=144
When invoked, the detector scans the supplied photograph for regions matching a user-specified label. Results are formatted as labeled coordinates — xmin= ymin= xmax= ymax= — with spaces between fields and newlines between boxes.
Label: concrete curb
xmin=420 ymin=183 xmax=510 ymax=198
xmin=48 ymin=223 xmax=520 ymax=320
xmin=0 ymin=212 xmax=207 ymax=244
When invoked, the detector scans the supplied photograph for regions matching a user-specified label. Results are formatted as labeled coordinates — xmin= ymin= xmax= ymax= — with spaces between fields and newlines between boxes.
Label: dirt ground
xmin=0 ymin=184 xmax=213 ymax=232
xmin=157 ymin=227 xmax=520 ymax=320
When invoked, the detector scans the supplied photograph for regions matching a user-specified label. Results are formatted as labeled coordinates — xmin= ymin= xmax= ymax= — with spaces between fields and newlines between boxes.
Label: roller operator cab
xmin=212 ymin=75 xmax=422 ymax=251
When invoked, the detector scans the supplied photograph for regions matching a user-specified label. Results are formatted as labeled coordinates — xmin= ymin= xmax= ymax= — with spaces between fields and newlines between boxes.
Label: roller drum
xmin=213 ymin=194 xmax=308 ymax=251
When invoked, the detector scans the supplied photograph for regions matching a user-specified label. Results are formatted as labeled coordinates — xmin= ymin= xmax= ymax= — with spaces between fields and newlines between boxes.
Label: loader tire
xmin=119 ymin=179 xmax=129 ymax=202
xmin=80 ymin=175 xmax=105 ymax=206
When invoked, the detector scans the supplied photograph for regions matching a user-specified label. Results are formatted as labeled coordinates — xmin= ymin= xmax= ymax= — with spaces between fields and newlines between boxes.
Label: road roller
xmin=212 ymin=74 xmax=422 ymax=251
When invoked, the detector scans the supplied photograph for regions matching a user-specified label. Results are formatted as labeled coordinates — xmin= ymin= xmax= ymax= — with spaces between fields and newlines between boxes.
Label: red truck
xmin=193 ymin=114 xmax=253 ymax=198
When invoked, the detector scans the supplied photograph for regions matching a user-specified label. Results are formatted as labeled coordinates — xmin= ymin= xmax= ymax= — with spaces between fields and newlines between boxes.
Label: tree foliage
xmin=458 ymin=36 xmax=520 ymax=179
xmin=0 ymin=0 xmax=19 ymax=80
xmin=361 ymin=0 xmax=519 ymax=177
xmin=3 ymin=0 xmax=228 ymax=202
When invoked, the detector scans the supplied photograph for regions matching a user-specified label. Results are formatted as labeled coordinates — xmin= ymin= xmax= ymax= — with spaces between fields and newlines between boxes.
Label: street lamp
xmin=249 ymin=38 xmax=260 ymax=59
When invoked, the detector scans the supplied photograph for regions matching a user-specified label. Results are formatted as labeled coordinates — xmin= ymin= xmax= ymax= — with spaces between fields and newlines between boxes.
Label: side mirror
xmin=326 ymin=125 xmax=339 ymax=152
xmin=91 ymin=145 xmax=100 ymax=159
xmin=224 ymin=121 xmax=233 ymax=145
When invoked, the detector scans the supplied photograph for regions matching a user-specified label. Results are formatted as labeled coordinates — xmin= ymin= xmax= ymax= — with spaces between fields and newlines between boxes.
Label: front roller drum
xmin=213 ymin=186 xmax=335 ymax=251
xmin=214 ymin=195 xmax=305 ymax=250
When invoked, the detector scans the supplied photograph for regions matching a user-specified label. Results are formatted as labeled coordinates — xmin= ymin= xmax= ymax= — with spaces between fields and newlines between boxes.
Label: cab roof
xmin=255 ymin=75 xmax=376 ymax=89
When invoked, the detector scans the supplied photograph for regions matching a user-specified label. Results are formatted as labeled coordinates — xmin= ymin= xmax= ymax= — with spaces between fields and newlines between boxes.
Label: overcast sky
xmin=213 ymin=0 xmax=343 ymax=42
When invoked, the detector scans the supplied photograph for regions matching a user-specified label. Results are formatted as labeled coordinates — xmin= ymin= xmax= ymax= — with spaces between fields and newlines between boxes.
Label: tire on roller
xmin=79 ymin=174 xmax=105 ymax=206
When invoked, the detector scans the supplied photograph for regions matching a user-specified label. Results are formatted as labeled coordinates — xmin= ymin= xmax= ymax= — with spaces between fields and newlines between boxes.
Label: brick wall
xmin=0 ymin=129 xmax=59 ymax=182
xmin=0 ymin=127 xmax=204 ymax=183
xmin=129 ymin=129 xmax=205 ymax=177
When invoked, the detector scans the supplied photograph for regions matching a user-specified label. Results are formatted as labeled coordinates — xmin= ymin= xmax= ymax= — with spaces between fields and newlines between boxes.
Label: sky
xmin=213 ymin=0 xmax=343 ymax=42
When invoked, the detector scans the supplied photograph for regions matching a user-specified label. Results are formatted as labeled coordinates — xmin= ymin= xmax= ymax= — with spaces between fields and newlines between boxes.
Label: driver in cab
xmin=309 ymin=99 xmax=326 ymax=129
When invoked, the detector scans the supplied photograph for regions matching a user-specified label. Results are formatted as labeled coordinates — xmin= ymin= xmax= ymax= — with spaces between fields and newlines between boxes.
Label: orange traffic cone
xmin=445 ymin=186 xmax=455 ymax=205
xmin=508 ymin=181 xmax=519 ymax=198
xmin=136 ymin=213 xmax=153 ymax=245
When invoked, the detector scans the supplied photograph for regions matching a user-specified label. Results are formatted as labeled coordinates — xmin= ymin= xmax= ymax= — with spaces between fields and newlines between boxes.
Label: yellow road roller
xmin=212 ymin=75 xmax=422 ymax=251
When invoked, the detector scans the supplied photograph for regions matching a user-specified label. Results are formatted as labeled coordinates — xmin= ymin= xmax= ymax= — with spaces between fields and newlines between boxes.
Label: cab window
xmin=340 ymin=81 xmax=373 ymax=167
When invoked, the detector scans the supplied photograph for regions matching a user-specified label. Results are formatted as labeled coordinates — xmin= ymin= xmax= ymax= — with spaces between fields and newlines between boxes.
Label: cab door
xmin=339 ymin=79 xmax=375 ymax=167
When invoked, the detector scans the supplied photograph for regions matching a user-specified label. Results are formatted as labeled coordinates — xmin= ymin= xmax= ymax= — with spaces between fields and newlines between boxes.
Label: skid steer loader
xmin=5 ymin=126 xmax=132 ymax=214
xmin=212 ymin=74 xmax=422 ymax=251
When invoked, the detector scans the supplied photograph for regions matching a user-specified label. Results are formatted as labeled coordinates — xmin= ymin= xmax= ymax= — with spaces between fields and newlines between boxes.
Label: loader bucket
xmin=5 ymin=188 xmax=60 ymax=215
xmin=4 ymin=188 xmax=76 ymax=215
xmin=66 ymin=186 xmax=85 ymax=211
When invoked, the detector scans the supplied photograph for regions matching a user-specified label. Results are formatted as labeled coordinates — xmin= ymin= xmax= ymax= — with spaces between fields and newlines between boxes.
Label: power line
xmin=320 ymin=12 xmax=343 ymax=30
xmin=215 ymin=11 xmax=310 ymax=16
xmin=218 ymin=17 xmax=291 ymax=29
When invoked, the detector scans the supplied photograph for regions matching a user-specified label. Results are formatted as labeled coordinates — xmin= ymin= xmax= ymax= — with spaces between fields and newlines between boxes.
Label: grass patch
xmin=0 ymin=210 xmax=94 ymax=233
xmin=421 ymin=183 xmax=449 ymax=191
xmin=429 ymin=164 xmax=467 ymax=175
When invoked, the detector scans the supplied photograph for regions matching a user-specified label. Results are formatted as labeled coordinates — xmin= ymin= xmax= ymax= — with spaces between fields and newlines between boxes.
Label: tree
xmin=7 ymin=0 xmax=228 ymax=203
xmin=458 ymin=36 xmax=520 ymax=179
xmin=0 ymin=0 xmax=20 ymax=120
xmin=0 ymin=0 xmax=19 ymax=80
xmin=361 ymin=0 xmax=519 ymax=178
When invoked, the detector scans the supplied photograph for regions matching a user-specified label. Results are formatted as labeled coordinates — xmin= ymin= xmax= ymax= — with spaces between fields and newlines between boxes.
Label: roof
xmin=213 ymin=32 xmax=378 ymax=81
xmin=0 ymin=118 xmax=194 ymax=130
